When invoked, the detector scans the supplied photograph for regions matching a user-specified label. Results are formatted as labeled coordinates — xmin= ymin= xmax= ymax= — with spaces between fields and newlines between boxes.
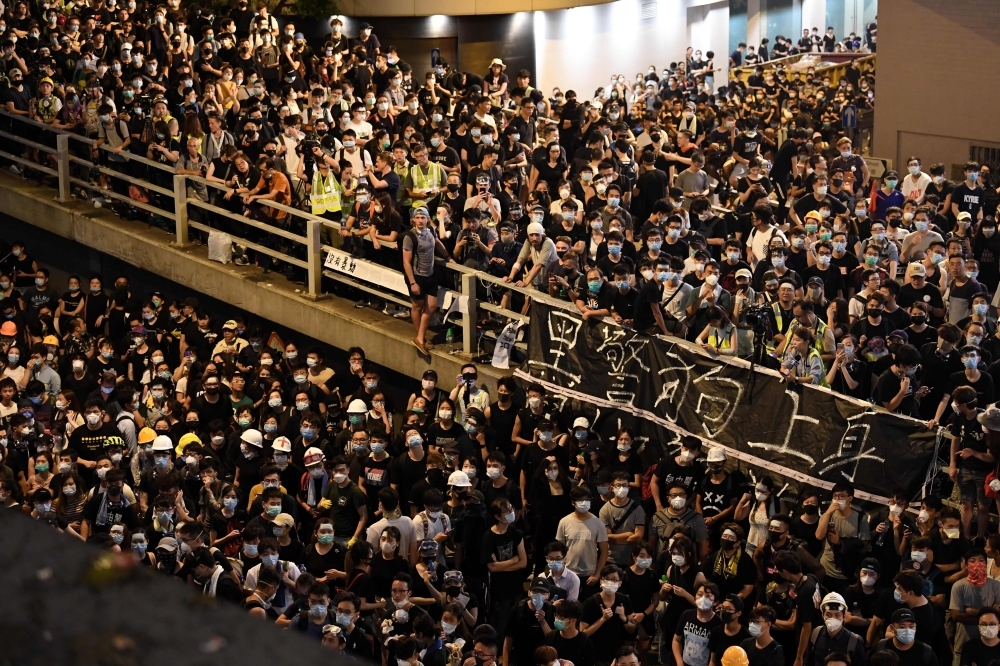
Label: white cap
xmin=572 ymin=416 xmax=590 ymax=429
xmin=151 ymin=435 xmax=174 ymax=452
xmin=706 ymin=447 xmax=727 ymax=463
xmin=347 ymin=399 xmax=368 ymax=413
xmin=820 ymin=592 xmax=847 ymax=610
xmin=526 ymin=222 xmax=545 ymax=235
xmin=240 ymin=428 xmax=263 ymax=447
xmin=272 ymin=436 xmax=292 ymax=453
xmin=448 ymin=470 xmax=472 ymax=487
xmin=303 ymin=447 xmax=325 ymax=467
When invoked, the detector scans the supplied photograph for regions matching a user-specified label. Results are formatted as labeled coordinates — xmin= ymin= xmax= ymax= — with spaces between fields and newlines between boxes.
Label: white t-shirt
xmin=901 ymin=171 xmax=932 ymax=203
xmin=366 ymin=515 xmax=417 ymax=555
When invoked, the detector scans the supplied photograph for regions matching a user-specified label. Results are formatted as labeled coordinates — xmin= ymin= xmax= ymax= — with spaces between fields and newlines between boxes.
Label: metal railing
xmin=0 ymin=109 xmax=594 ymax=358
xmin=730 ymin=52 xmax=875 ymax=86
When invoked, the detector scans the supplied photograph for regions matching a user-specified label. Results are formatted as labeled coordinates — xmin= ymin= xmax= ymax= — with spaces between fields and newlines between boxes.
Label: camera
xmin=744 ymin=304 xmax=770 ymax=330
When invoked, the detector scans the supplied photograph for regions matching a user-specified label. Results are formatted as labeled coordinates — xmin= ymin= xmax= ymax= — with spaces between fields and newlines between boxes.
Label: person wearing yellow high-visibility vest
xmin=776 ymin=299 xmax=836 ymax=366
xmin=695 ymin=305 xmax=739 ymax=357
xmin=404 ymin=143 xmax=446 ymax=213
xmin=310 ymin=159 xmax=342 ymax=246
xmin=765 ymin=282 xmax=796 ymax=353
xmin=779 ymin=327 xmax=827 ymax=386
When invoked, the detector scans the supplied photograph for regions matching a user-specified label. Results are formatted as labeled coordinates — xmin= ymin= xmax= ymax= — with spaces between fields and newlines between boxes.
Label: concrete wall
xmin=873 ymin=0 xmax=1000 ymax=171
xmin=0 ymin=174 xmax=509 ymax=392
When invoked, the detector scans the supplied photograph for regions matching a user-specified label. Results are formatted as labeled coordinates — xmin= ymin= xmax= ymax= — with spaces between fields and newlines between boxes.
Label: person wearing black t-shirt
xmin=545 ymin=600 xmax=596 ymax=666
xmin=581 ymin=567 xmax=635 ymax=664
xmin=953 ymin=163 xmax=987 ymax=223
xmin=876 ymin=345 xmax=923 ymax=417
xmin=959 ymin=607 xmax=1000 ymax=666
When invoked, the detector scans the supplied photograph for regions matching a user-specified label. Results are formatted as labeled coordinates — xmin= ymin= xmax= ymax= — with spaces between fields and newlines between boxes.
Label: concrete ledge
xmin=0 ymin=171 xmax=511 ymax=389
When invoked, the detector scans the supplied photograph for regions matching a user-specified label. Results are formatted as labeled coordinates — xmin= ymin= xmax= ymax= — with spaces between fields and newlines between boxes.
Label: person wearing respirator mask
xmin=599 ymin=470 xmax=646 ymax=567
xmin=651 ymin=436 xmax=704 ymax=514
xmin=815 ymin=482 xmax=867 ymax=591
xmin=965 ymin=607 xmax=1000 ymax=666
xmin=805 ymin=592 xmax=866 ymax=666
xmin=670 ymin=582 xmax=720 ymax=666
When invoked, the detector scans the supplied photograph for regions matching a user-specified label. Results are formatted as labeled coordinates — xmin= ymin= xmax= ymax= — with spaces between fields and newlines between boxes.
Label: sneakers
xmin=393 ymin=308 xmax=410 ymax=319
xmin=354 ymin=298 xmax=368 ymax=309
xmin=234 ymin=254 xmax=250 ymax=266
xmin=8 ymin=164 xmax=20 ymax=176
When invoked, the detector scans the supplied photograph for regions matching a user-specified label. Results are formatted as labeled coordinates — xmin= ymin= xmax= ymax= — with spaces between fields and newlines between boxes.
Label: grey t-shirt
xmin=516 ymin=237 xmax=560 ymax=289
xmin=819 ymin=509 xmax=871 ymax=580
xmin=951 ymin=578 xmax=1000 ymax=648
xmin=676 ymin=169 xmax=711 ymax=203
xmin=402 ymin=227 xmax=437 ymax=277
xmin=555 ymin=512 xmax=609 ymax=578
xmin=599 ymin=499 xmax=647 ymax=566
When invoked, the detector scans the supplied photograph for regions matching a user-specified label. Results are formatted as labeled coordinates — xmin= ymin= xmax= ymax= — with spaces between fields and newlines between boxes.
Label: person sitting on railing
xmin=245 ymin=157 xmax=290 ymax=228
xmin=574 ymin=268 xmax=612 ymax=322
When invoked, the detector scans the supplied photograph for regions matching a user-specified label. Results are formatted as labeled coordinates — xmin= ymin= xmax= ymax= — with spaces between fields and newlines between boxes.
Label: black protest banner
xmin=516 ymin=302 xmax=939 ymax=503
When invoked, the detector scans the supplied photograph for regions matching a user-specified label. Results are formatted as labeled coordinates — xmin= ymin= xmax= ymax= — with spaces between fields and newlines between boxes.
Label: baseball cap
xmin=888 ymin=329 xmax=909 ymax=343
xmin=807 ymin=276 xmax=825 ymax=289
xmin=735 ymin=268 xmax=752 ymax=280
xmin=890 ymin=608 xmax=916 ymax=624
xmin=274 ymin=513 xmax=295 ymax=528
xmin=906 ymin=262 xmax=926 ymax=278
xmin=958 ymin=211 xmax=972 ymax=221
xmin=411 ymin=206 xmax=430 ymax=219
xmin=860 ymin=557 xmax=881 ymax=574
xmin=572 ymin=416 xmax=590 ymax=429
xmin=157 ymin=537 xmax=178 ymax=552
xmin=530 ymin=577 xmax=552 ymax=593
xmin=223 ymin=320 xmax=238 ymax=330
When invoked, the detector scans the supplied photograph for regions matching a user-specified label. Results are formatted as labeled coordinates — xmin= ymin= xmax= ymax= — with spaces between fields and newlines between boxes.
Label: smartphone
xmin=836 ymin=343 xmax=845 ymax=353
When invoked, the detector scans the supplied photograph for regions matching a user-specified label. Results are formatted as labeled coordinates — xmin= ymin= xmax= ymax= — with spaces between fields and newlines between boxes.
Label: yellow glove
xmin=348 ymin=537 xmax=358 ymax=548
xmin=318 ymin=499 xmax=333 ymax=510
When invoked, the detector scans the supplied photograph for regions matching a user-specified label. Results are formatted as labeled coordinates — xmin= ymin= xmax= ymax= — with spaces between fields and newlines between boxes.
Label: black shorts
xmin=408 ymin=274 xmax=438 ymax=301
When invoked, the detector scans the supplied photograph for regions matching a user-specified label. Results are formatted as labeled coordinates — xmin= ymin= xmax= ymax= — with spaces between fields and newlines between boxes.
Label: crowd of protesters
xmin=5 ymin=6 xmax=1000 ymax=666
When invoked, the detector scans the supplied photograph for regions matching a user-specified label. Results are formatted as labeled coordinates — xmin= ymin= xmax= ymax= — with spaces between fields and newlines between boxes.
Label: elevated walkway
xmin=0 ymin=170 xmax=511 ymax=390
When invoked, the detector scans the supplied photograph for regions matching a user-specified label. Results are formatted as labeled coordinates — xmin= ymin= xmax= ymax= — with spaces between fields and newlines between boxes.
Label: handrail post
xmin=461 ymin=272 xmax=477 ymax=355
xmin=56 ymin=134 xmax=70 ymax=203
xmin=173 ymin=174 xmax=189 ymax=246
xmin=306 ymin=219 xmax=322 ymax=297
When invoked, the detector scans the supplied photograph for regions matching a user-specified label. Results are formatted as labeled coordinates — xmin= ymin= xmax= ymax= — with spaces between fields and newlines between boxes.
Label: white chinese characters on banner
xmin=323 ymin=249 xmax=408 ymax=295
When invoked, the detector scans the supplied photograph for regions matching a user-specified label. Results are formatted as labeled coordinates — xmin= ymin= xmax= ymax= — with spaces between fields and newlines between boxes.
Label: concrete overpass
xmin=0 ymin=170 xmax=511 ymax=392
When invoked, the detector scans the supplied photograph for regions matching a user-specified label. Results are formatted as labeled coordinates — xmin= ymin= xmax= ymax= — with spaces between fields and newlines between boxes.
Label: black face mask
xmin=803 ymin=504 xmax=819 ymax=515
xmin=447 ymin=183 xmax=460 ymax=192
xmin=719 ymin=610 xmax=736 ymax=624
xmin=445 ymin=585 xmax=462 ymax=597
xmin=868 ymin=309 xmax=883 ymax=319
xmin=188 ymin=421 xmax=200 ymax=431
xmin=427 ymin=468 xmax=444 ymax=487
xmin=911 ymin=315 xmax=926 ymax=325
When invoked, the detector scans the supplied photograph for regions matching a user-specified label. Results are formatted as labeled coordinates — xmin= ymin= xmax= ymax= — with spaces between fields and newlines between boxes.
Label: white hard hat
xmin=303 ymin=447 xmax=325 ymax=467
xmin=240 ymin=428 xmax=263 ymax=447
xmin=271 ymin=436 xmax=292 ymax=453
xmin=151 ymin=435 xmax=174 ymax=452
xmin=526 ymin=222 xmax=545 ymax=235
xmin=347 ymin=399 xmax=368 ymax=414
xmin=820 ymin=592 xmax=847 ymax=610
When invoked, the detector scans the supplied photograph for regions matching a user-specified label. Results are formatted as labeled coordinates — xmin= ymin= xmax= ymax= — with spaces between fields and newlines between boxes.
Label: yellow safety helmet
xmin=722 ymin=646 xmax=749 ymax=666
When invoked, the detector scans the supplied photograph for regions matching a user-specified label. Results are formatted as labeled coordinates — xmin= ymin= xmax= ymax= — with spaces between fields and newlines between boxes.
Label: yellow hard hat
xmin=722 ymin=646 xmax=749 ymax=666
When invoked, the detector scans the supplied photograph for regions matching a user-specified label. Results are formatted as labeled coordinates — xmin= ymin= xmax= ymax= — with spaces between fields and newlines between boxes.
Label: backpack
xmin=641 ymin=465 xmax=657 ymax=501
xmin=873 ymin=639 xmax=934 ymax=666
xmin=811 ymin=625 xmax=861 ymax=657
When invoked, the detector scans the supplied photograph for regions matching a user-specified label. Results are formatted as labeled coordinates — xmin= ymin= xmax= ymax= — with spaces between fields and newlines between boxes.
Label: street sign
xmin=864 ymin=157 xmax=892 ymax=180
xmin=842 ymin=104 xmax=857 ymax=129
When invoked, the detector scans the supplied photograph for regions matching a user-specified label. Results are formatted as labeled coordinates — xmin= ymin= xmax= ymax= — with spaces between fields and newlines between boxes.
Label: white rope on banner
xmin=513 ymin=367 xmax=899 ymax=506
